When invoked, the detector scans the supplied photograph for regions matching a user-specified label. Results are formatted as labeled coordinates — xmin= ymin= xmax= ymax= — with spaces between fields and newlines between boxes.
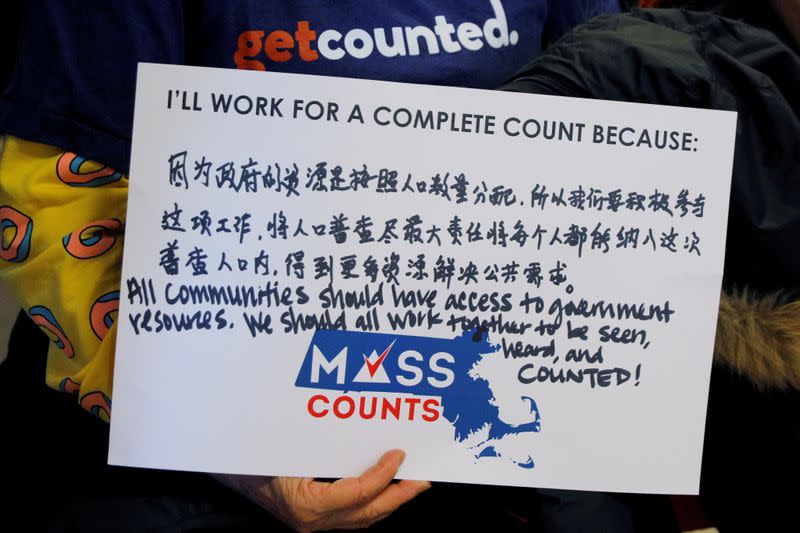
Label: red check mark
xmin=364 ymin=339 xmax=396 ymax=377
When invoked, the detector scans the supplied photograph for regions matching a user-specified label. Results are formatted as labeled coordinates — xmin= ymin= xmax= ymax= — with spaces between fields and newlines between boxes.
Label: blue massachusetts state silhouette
xmin=296 ymin=328 xmax=541 ymax=468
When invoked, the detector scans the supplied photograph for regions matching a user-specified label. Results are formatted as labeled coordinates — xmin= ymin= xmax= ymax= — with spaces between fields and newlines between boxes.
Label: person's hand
xmin=213 ymin=449 xmax=431 ymax=532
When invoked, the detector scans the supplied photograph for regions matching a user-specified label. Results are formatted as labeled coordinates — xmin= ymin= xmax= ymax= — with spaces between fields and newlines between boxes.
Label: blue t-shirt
xmin=0 ymin=0 xmax=618 ymax=172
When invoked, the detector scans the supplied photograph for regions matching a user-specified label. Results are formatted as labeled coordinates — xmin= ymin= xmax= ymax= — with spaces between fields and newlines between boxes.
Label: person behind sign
xmin=0 ymin=1 xmax=643 ymax=531
xmin=8 ymin=0 xmax=800 ymax=530
xmin=502 ymin=0 xmax=800 ymax=530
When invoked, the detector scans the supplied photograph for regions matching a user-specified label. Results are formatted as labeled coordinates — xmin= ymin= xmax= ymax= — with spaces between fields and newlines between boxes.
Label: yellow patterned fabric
xmin=0 ymin=135 xmax=128 ymax=422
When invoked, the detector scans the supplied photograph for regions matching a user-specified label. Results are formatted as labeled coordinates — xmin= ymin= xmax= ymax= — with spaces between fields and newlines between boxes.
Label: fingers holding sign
xmin=215 ymin=450 xmax=431 ymax=532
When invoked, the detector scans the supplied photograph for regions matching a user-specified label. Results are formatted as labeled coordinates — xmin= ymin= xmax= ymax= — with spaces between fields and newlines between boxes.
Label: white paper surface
xmin=109 ymin=63 xmax=737 ymax=494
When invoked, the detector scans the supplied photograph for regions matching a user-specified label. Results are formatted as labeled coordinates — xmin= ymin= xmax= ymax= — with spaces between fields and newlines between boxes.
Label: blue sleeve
xmin=0 ymin=0 xmax=185 ymax=172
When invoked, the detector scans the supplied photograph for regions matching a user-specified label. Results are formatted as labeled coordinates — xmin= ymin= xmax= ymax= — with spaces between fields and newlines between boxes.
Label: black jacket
xmin=503 ymin=9 xmax=800 ymax=531
xmin=503 ymin=8 xmax=800 ymax=295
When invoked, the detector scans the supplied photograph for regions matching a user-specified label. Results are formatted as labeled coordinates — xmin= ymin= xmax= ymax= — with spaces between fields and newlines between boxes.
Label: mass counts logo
xmin=295 ymin=328 xmax=541 ymax=467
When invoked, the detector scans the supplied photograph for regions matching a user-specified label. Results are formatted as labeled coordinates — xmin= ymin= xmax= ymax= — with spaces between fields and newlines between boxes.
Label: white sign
xmin=109 ymin=63 xmax=737 ymax=494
